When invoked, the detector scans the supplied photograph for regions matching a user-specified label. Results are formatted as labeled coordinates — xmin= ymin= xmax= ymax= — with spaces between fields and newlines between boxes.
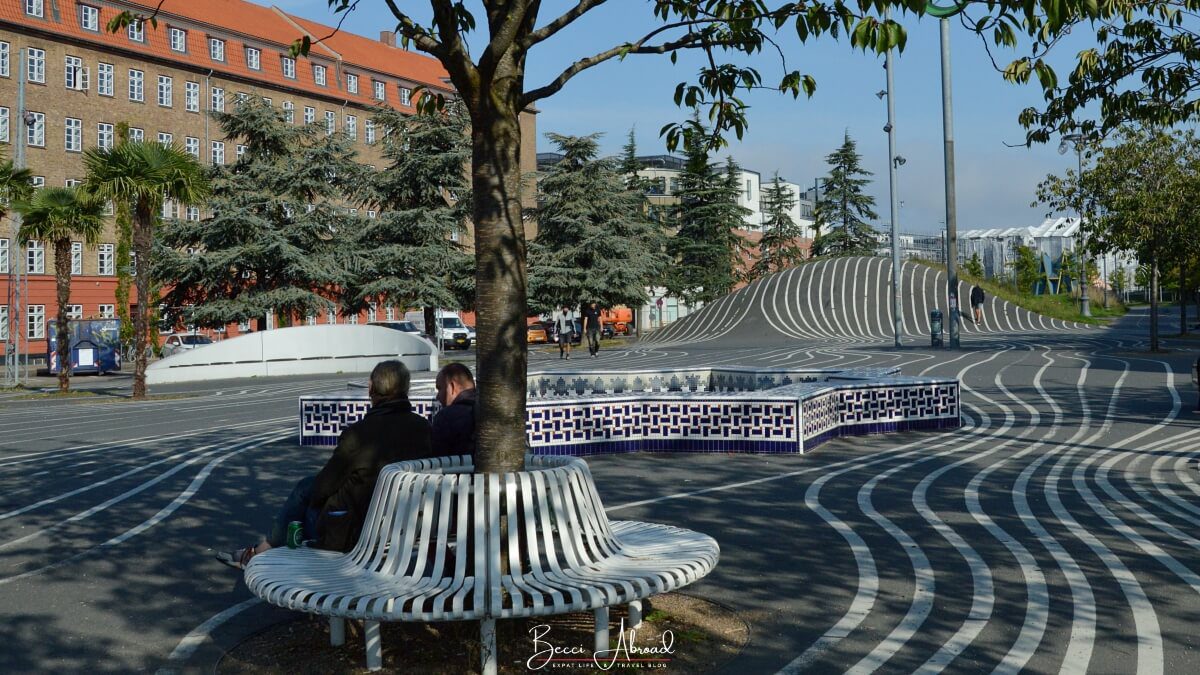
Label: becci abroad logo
xmin=527 ymin=618 xmax=677 ymax=670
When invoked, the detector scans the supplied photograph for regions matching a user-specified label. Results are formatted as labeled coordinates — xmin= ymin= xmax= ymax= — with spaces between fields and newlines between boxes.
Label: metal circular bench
xmin=244 ymin=454 xmax=719 ymax=672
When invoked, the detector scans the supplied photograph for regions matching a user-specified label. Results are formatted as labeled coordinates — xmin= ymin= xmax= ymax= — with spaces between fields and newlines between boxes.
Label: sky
xmin=259 ymin=1 xmax=1095 ymax=234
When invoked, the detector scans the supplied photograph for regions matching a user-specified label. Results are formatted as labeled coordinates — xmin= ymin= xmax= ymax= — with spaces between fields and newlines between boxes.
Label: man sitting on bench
xmin=218 ymin=360 xmax=432 ymax=568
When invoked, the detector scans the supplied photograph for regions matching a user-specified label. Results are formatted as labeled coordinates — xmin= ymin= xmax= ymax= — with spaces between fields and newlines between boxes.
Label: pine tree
xmin=528 ymin=133 xmax=666 ymax=314
xmin=812 ymin=131 xmax=879 ymax=256
xmin=749 ymin=172 xmax=808 ymax=280
xmin=346 ymin=102 xmax=474 ymax=320
xmin=156 ymin=97 xmax=367 ymax=328
xmin=665 ymin=120 xmax=750 ymax=305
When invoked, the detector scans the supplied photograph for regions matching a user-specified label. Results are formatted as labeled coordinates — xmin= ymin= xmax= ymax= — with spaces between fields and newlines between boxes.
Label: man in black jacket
xmin=432 ymin=362 xmax=477 ymax=459
xmin=218 ymin=360 xmax=432 ymax=567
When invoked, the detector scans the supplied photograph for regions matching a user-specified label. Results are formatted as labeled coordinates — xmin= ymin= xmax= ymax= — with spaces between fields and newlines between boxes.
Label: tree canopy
xmin=813 ymin=132 xmax=878 ymax=257
xmin=748 ymin=172 xmax=809 ymax=280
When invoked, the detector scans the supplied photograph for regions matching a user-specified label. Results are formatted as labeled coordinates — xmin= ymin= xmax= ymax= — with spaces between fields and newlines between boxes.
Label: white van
xmin=404 ymin=309 xmax=476 ymax=349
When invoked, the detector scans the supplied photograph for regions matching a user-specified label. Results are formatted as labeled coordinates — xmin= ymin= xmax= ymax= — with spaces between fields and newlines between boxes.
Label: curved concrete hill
xmin=644 ymin=256 xmax=1091 ymax=347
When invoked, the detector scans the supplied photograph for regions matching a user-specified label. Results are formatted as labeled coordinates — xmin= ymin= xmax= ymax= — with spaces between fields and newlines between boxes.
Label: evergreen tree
xmin=156 ymin=97 xmax=366 ymax=329
xmin=528 ymin=133 xmax=665 ymax=314
xmin=748 ymin=172 xmax=808 ymax=280
xmin=665 ymin=120 xmax=750 ymax=305
xmin=812 ymin=131 xmax=879 ymax=256
xmin=617 ymin=128 xmax=651 ymax=194
xmin=346 ymin=102 xmax=474 ymax=322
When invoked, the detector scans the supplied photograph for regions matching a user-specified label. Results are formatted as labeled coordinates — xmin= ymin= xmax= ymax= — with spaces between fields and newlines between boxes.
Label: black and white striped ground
xmin=1 ymin=310 xmax=1198 ymax=673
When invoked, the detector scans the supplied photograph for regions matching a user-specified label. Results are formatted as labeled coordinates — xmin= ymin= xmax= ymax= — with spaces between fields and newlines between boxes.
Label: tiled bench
xmin=300 ymin=366 xmax=960 ymax=454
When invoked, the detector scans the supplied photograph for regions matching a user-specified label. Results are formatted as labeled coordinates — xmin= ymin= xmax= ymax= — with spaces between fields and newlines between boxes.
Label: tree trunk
xmin=54 ymin=238 xmax=72 ymax=394
xmin=132 ymin=203 xmax=154 ymax=399
xmin=424 ymin=306 xmax=436 ymax=341
xmin=469 ymin=102 xmax=528 ymax=474
xmin=1149 ymin=256 xmax=1160 ymax=352
xmin=1180 ymin=265 xmax=1187 ymax=335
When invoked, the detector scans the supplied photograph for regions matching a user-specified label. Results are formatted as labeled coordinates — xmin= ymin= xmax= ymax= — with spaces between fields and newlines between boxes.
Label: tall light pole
xmin=1059 ymin=133 xmax=1089 ymax=317
xmin=878 ymin=13 xmax=904 ymax=350
xmin=5 ymin=48 xmax=29 ymax=387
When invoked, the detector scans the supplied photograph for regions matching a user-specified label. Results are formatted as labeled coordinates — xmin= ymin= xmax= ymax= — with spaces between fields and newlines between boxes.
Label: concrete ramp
xmin=644 ymin=256 xmax=1091 ymax=347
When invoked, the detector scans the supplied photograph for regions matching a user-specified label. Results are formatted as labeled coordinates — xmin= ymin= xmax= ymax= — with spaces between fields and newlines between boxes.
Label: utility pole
xmin=939 ymin=18 xmax=960 ymax=348
xmin=1059 ymin=133 xmax=1090 ymax=317
xmin=882 ymin=13 xmax=903 ymax=349
xmin=6 ymin=48 xmax=28 ymax=387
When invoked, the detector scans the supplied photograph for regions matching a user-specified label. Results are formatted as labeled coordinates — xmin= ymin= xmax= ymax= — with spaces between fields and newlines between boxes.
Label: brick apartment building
xmin=0 ymin=0 xmax=537 ymax=359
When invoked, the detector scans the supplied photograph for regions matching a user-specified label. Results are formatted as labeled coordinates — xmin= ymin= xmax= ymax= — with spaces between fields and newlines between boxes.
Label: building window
xmin=210 ymin=140 xmax=225 ymax=165
xmin=97 ymin=62 xmax=113 ymax=96
xmin=373 ymin=80 xmax=385 ymax=101
xmin=80 ymin=4 xmax=99 ymax=30
xmin=313 ymin=64 xmax=327 ymax=86
xmin=129 ymin=127 xmax=144 ymax=142
xmin=261 ymin=96 xmax=272 ymax=106
xmin=324 ymin=111 xmax=335 ymax=136
xmin=98 ymin=304 xmax=114 ymax=319
xmin=0 ymin=107 xmax=8 ymax=143
xmin=327 ymin=309 xmax=336 ymax=325
xmin=367 ymin=210 xmax=376 ymax=219
xmin=27 ymin=48 xmax=45 ymax=84
xmin=365 ymin=119 xmax=375 ymax=145
xmin=70 ymin=242 xmax=82 ymax=275
xmin=157 ymin=131 xmax=173 ymax=146
xmin=209 ymin=38 xmax=225 ymax=62
xmin=128 ymin=20 xmax=144 ymax=42
xmin=64 ymin=117 xmax=82 ymax=152
xmin=235 ymin=91 xmax=248 ymax=104
xmin=306 ymin=314 xmax=317 ymax=326
xmin=0 ymin=238 xmax=8 ymax=273
xmin=66 ymin=304 xmax=83 ymax=319
xmin=281 ymin=55 xmax=295 ymax=79
xmin=128 ymin=69 xmax=144 ymax=102
xmin=367 ymin=303 xmax=377 ymax=323
xmin=27 ymin=305 xmax=45 ymax=340
xmin=303 ymin=106 xmax=315 ymax=125
xmin=400 ymin=87 xmax=411 ymax=106
xmin=385 ymin=306 xmax=396 ymax=321
xmin=345 ymin=115 xmax=357 ymax=140
xmin=0 ymin=306 xmax=6 ymax=342
xmin=185 ymin=206 xmax=200 ymax=221
xmin=346 ymin=72 xmax=358 ymax=94
xmin=27 ymin=240 xmax=44 ymax=274
xmin=282 ymin=101 xmax=294 ymax=123
xmin=26 ymin=111 xmax=44 ymax=147
xmin=170 ymin=27 xmax=186 ymax=52
xmin=184 ymin=136 xmax=199 ymax=158
xmin=97 ymin=122 xmax=114 ymax=150
xmin=160 ymin=200 xmax=176 ymax=219
xmin=157 ymin=75 xmax=172 ymax=107
xmin=65 ymin=178 xmax=80 ymax=187
xmin=65 ymin=55 xmax=86 ymax=90
xmin=236 ymin=144 xmax=246 ymax=159
xmin=185 ymin=81 xmax=199 ymax=112
xmin=31 ymin=176 xmax=44 ymax=188
xmin=0 ymin=42 xmax=8 ymax=78
xmin=245 ymin=46 xmax=260 ymax=70
xmin=210 ymin=87 xmax=224 ymax=112
xmin=25 ymin=0 xmax=43 ymax=18
xmin=347 ymin=312 xmax=359 ymax=324
xmin=98 ymin=244 xmax=114 ymax=275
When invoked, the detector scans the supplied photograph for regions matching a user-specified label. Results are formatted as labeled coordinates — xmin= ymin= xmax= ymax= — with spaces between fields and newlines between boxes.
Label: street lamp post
xmin=1059 ymin=133 xmax=1090 ymax=317
xmin=879 ymin=12 xmax=904 ymax=350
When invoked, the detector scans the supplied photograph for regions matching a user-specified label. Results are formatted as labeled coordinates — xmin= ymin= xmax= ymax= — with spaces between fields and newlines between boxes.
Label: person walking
xmin=582 ymin=302 xmax=603 ymax=357
xmin=970 ymin=284 xmax=986 ymax=324
xmin=555 ymin=305 xmax=575 ymax=359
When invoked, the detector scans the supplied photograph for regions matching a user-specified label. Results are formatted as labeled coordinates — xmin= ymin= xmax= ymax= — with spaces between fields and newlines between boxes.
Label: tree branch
xmin=522 ymin=0 xmax=610 ymax=48
xmin=381 ymin=0 xmax=443 ymax=55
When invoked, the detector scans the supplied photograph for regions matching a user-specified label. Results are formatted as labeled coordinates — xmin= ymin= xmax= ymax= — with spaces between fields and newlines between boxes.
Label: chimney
xmin=379 ymin=31 xmax=396 ymax=47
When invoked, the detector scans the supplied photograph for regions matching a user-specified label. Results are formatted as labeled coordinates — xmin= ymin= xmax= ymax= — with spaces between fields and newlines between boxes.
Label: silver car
xmin=162 ymin=333 xmax=213 ymax=357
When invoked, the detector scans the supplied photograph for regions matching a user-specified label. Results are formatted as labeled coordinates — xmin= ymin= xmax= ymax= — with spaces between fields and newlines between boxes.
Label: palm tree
xmin=16 ymin=188 xmax=106 ymax=393
xmin=0 ymin=155 xmax=34 ymax=221
xmin=83 ymin=142 xmax=210 ymax=399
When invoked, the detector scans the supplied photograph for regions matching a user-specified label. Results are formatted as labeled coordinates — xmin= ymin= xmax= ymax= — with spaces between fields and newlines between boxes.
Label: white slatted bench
xmin=244 ymin=454 xmax=719 ymax=673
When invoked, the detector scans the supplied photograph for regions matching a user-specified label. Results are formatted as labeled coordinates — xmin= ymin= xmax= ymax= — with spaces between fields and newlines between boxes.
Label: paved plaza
xmin=1 ymin=301 xmax=1199 ymax=673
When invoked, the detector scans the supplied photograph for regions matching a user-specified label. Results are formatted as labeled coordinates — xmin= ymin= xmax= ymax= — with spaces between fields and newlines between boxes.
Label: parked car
xmin=162 ymin=333 xmax=214 ymax=357
xmin=369 ymin=320 xmax=422 ymax=334
xmin=445 ymin=331 xmax=471 ymax=350
xmin=527 ymin=323 xmax=548 ymax=344
xmin=601 ymin=324 xmax=615 ymax=339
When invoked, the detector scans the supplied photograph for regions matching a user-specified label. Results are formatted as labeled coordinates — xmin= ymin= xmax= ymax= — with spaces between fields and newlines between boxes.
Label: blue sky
xmin=261 ymin=1 xmax=1091 ymax=234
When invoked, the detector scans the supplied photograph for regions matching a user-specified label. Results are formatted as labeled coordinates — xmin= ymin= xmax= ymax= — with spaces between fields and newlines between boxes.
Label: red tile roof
xmin=0 ymin=0 xmax=451 ymax=109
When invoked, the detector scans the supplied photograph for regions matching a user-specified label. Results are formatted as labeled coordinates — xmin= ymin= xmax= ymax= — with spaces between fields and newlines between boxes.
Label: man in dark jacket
xmin=218 ymin=360 xmax=431 ymax=567
xmin=432 ymin=362 xmax=477 ymax=459
xmin=970 ymin=284 xmax=986 ymax=324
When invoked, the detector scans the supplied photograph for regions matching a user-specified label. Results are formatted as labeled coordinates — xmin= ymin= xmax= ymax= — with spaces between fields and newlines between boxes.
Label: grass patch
xmin=910 ymin=258 xmax=1128 ymax=325
xmin=11 ymin=390 xmax=103 ymax=400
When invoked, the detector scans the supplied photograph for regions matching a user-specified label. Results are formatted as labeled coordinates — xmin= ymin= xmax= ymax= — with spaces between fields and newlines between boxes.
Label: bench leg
xmin=627 ymin=599 xmax=642 ymax=630
xmin=480 ymin=618 xmax=497 ymax=675
xmin=329 ymin=617 xmax=345 ymax=646
xmin=364 ymin=621 xmax=382 ymax=671
xmin=594 ymin=606 xmax=610 ymax=653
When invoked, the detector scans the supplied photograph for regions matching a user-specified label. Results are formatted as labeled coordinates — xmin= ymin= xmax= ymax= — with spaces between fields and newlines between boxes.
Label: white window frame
xmin=365 ymin=119 xmax=375 ymax=145
xmin=373 ymin=80 xmax=385 ymax=101
xmin=80 ymin=4 xmax=99 ymax=31
xmin=31 ymin=176 xmax=44 ymax=188
xmin=71 ymin=242 xmax=83 ymax=275
xmin=170 ymin=27 xmax=187 ymax=52
xmin=27 ymin=240 xmax=45 ymax=274
xmin=210 ymin=140 xmax=225 ymax=165
xmin=184 ymin=136 xmax=199 ymax=158
xmin=282 ymin=101 xmax=294 ymax=124
xmin=245 ymin=46 xmax=261 ymax=70
xmin=157 ymin=75 xmax=173 ymax=107
xmin=128 ymin=20 xmax=144 ymax=42
xmin=185 ymin=81 xmax=199 ymax=112
xmin=128 ymin=68 xmax=144 ymax=102
xmin=0 ymin=305 xmax=7 ymax=342
xmin=281 ymin=55 xmax=295 ymax=79
xmin=25 ymin=0 xmax=44 ymax=19
xmin=98 ymin=304 xmax=115 ymax=319
xmin=97 ymin=62 xmax=113 ymax=96
xmin=210 ymin=86 xmax=224 ymax=112
xmin=400 ymin=87 xmax=411 ymax=106
xmin=0 ymin=107 xmax=9 ymax=143
xmin=66 ymin=304 xmax=83 ymax=320
xmin=209 ymin=38 xmax=225 ymax=62
xmin=65 ymin=55 xmax=86 ymax=90
xmin=385 ymin=306 xmax=396 ymax=321
xmin=26 ymin=111 xmax=44 ymax=147
xmin=64 ymin=117 xmax=82 ymax=152
xmin=0 ymin=42 xmax=8 ymax=78
xmin=27 ymin=305 xmax=45 ymax=340
xmin=27 ymin=48 xmax=45 ymax=84
xmin=97 ymin=123 xmax=114 ymax=150
xmin=185 ymin=206 xmax=200 ymax=221
xmin=313 ymin=64 xmax=327 ymax=86
xmin=303 ymin=106 xmax=315 ymax=124
xmin=327 ymin=309 xmax=336 ymax=325
xmin=324 ymin=111 xmax=335 ymax=136
xmin=129 ymin=127 xmax=144 ymax=142
xmin=98 ymin=244 xmax=114 ymax=276
xmin=346 ymin=72 xmax=358 ymax=94
xmin=157 ymin=131 xmax=173 ymax=147
xmin=345 ymin=115 xmax=357 ymax=140
xmin=0 ymin=238 xmax=7 ymax=273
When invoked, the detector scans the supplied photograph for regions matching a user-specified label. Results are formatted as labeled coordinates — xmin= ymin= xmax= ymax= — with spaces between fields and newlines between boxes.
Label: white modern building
xmin=959 ymin=218 xmax=1137 ymax=290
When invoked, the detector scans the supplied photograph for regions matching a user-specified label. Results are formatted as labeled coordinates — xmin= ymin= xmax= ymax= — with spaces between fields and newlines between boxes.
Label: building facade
xmin=0 ymin=0 xmax=537 ymax=359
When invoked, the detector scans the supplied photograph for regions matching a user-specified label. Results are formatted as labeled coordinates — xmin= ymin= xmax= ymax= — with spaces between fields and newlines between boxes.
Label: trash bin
xmin=931 ymin=310 xmax=944 ymax=348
